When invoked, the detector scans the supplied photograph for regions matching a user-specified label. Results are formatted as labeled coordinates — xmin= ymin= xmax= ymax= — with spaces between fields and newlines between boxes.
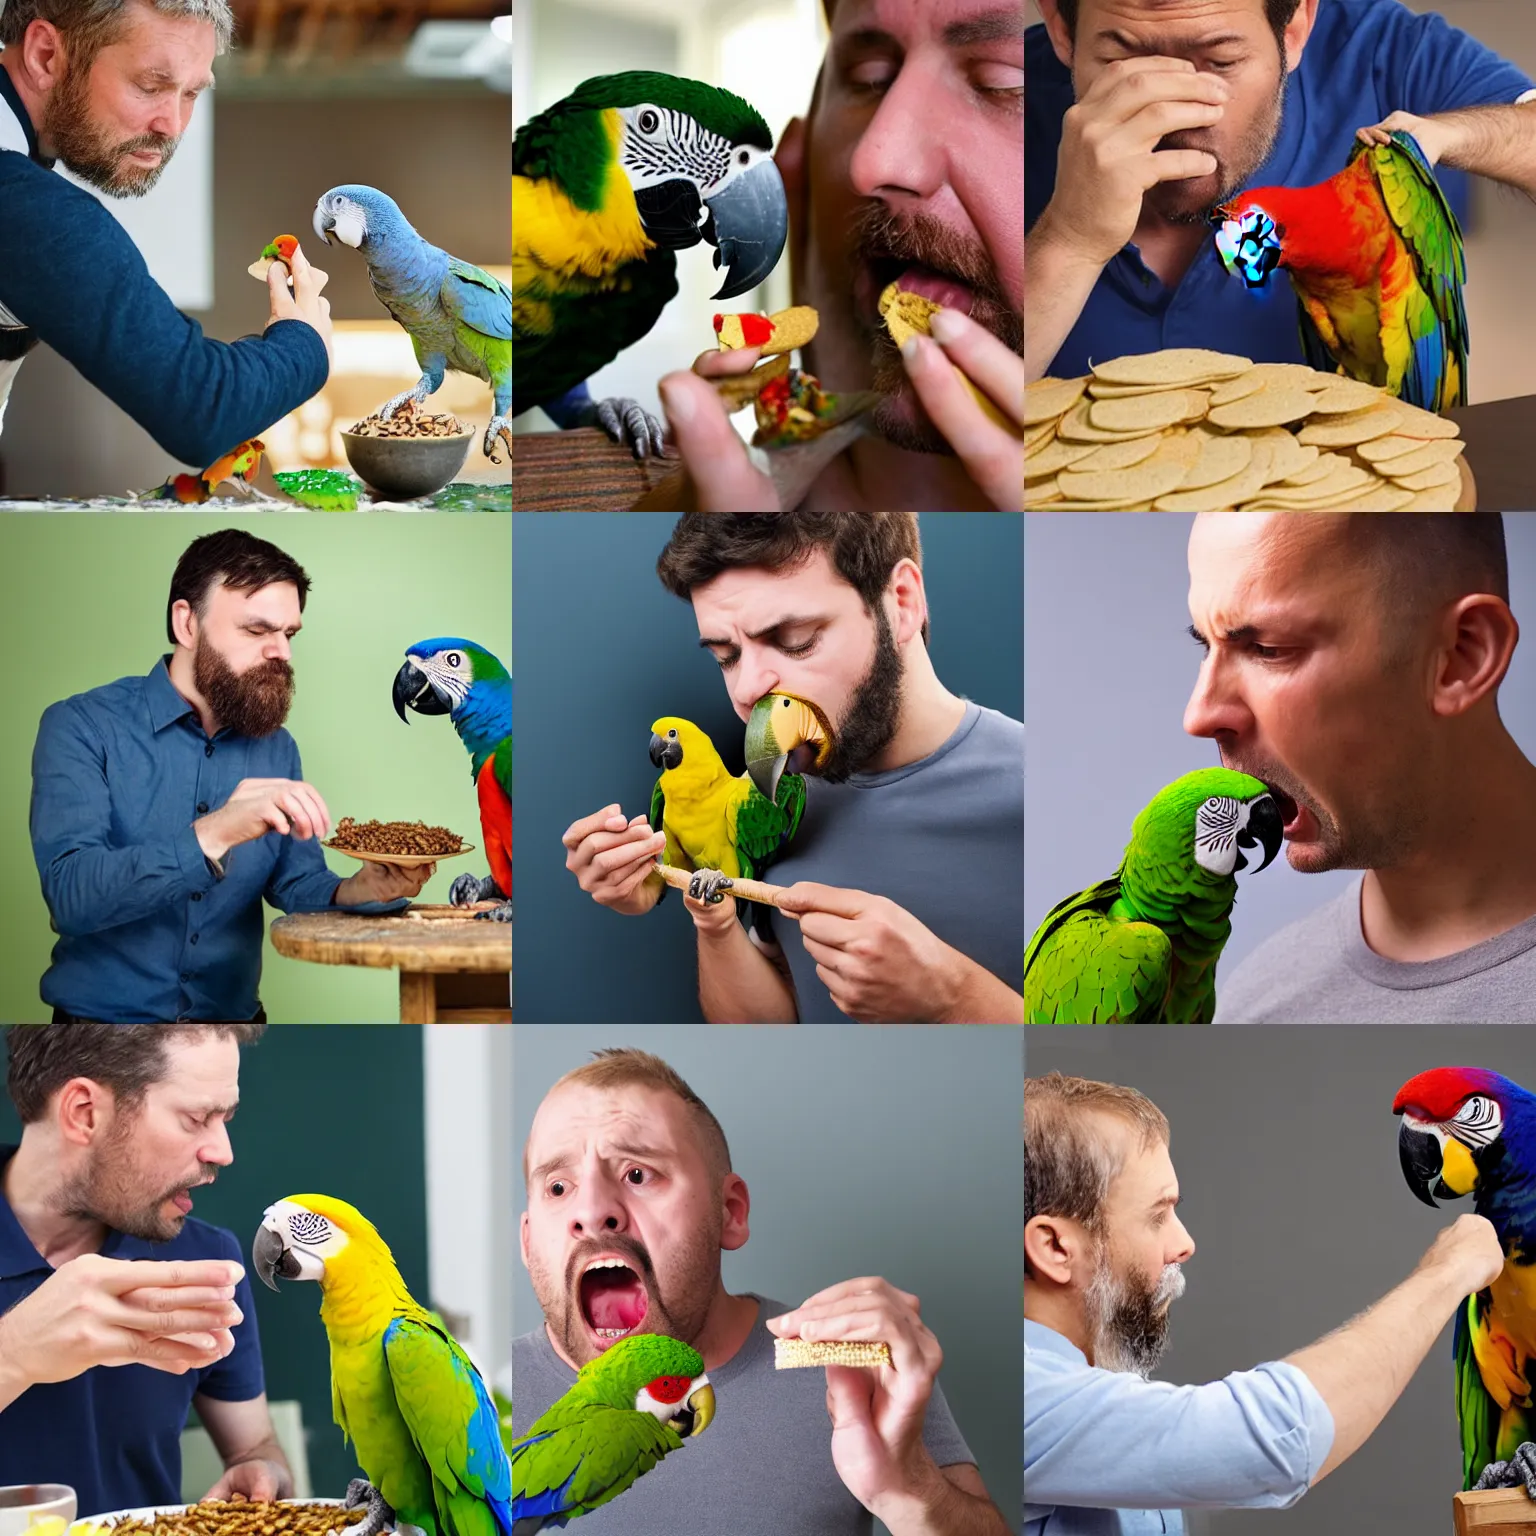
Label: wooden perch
xmin=1455 ymin=1488 xmax=1536 ymax=1533
xmin=653 ymin=861 xmax=791 ymax=910
xmin=511 ymin=428 xmax=675 ymax=510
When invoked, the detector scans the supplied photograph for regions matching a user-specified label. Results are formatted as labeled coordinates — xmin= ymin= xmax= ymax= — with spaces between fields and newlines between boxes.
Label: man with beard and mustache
xmin=1023 ymin=1071 xmax=1505 ymax=1534
xmin=515 ymin=1048 xmax=1010 ymax=1535
xmin=0 ymin=0 xmax=332 ymax=461
xmin=0 ymin=1022 xmax=292 ymax=1513
xmin=561 ymin=512 xmax=1023 ymax=1024
xmin=645 ymin=0 xmax=1025 ymax=512
xmin=1026 ymin=0 xmax=1536 ymax=383
xmin=29 ymin=529 xmax=431 ymax=1024
xmin=1179 ymin=513 xmax=1536 ymax=1024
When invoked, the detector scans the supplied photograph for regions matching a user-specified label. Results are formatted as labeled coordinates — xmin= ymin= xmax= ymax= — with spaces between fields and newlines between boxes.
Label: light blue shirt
xmin=1024 ymin=1319 xmax=1334 ymax=1536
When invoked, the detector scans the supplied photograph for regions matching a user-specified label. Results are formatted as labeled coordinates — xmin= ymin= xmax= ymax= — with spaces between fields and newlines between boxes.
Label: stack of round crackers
xmin=1026 ymin=350 xmax=1469 ymax=512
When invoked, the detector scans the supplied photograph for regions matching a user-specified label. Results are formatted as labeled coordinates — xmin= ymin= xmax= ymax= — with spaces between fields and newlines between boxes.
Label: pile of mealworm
xmin=329 ymin=817 xmax=464 ymax=856
xmin=347 ymin=406 xmax=466 ymax=439
xmin=96 ymin=1502 xmax=369 ymax=1536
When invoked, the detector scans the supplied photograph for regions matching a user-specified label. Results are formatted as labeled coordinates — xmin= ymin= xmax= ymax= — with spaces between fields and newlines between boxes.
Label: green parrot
xmin=1024 ymin=768 xmax=1284 ymax=1024
xmin=513 ymin=70 xmax=789 ymax=457
xmin=647 ymin=692 xmax=830 ymax=905
xmin=509 ymin=1333 xmax=715 ymax=1531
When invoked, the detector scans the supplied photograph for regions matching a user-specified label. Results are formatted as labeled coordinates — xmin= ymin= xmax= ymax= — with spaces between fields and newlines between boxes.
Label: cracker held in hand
xmin=715 ymin=305 xmax=819 ymax=356
xmin=249 ymin=234 xmax=298 ymax=282
xmin=774 ymin=1337 xmax=893 ymax=1370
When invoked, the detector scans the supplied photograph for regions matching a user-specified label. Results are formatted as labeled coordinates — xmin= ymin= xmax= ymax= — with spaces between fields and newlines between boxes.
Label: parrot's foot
xmin=342 ymin=1479 xmax=396 ymax=1536
xmin=687 ymin=869 xmax=735 ymax=906
xmin=378 ymin=380 xmax=432 ymax=421
xmin=450 ymin=871 xmax=508 ymax=909
xmin=484 ymin=414 xmax=513 ymax=464
xmin=584 ymin=396 xmax=667 ymax=460
xmin=1475 ymin=1444 xmax=1536 ymax=1499
xmin=475 ymin=900 xmax=513 ymax=923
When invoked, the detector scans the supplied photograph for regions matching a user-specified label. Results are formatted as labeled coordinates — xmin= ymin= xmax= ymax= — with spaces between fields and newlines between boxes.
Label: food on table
xmin=346 ymin=405 xmax=467 ymax=440
xmin=83 ymin=1503 xmax=368 ymax=1536
xmin=774 ymin=1338 xmax=892 ymax=1369
xmin=248 ymin=234 xmax=299 ymax=283
xmin=272 ymin=468 xmax=361 ymax=511
xmin=328 ymin=817 xmax=465 ymax=856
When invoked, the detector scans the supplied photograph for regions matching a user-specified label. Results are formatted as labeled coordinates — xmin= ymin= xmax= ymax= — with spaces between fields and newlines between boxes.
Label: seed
xmin=329 ymin=816 xmax=464 ymax=856
xmin=348 ymin=401 xmax=467 ymax=440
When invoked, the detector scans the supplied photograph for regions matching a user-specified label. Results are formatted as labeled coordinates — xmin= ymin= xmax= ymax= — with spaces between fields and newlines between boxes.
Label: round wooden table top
xmin=270 ymin=909 xmax=511 ymax=973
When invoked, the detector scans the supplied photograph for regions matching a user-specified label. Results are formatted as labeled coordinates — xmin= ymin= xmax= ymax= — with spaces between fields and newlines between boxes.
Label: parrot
xmin=252 ymin=1194 xmax=511 ymax=1536
xmin=1024 ymin=768 xmax=1283 ymax=1025
xmin=313 ymin=185 xmax=513 ymax=461
xmin=509 ymin=1332 xmax=715 ymax=1532
xmin=1394 ymin=1067 xmax=1536 ymax=1500
xmin=513 ymin=71 xmax=789 ymax=458
xmin=393 ymin=638 xmax=512 ymax=921
xmin=1212 ymin=129 xmax=1468 ymax=411
xmin=141 ymin=438 xmax=265 ymax=502
xmin=648 ymin=690 xmax=830 ymax=905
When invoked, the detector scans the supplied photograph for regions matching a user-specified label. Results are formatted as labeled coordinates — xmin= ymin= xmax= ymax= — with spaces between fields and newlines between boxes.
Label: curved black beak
xmin=1234 ymin=794 xmax=1284 ymax=874
xmin=393 ymin=659 xmax=448 ymax=723
xmin=649 ymin=731 xmax=683 ymax=771
xmin=1398 ymin=1119 xmax=1447 ymax=1208
xmin=702 ymin=159 xmax=788 ymax=301
xmin=252 ymin=1224 xmax=301 ymax=1291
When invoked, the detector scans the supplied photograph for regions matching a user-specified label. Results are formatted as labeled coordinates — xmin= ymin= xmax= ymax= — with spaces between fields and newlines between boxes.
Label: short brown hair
xmin=167 ymin=529 xmax=311 ymax=647
xmin=5 ymin=1022 xmax=265 ymax=1124
xmin=656 ymin=513 xmax=929 ymax=644
xmin=1344 ymin=511 xmax=1510 ymax=612
xmin=1025 ymin=1073 xmax=1169 ymax=1274
xmin=527 ymin=1048 xmax=733 ymax=1187
xmin=1054 ymin=0 xmax=1301 ymax=55
xmin=0 ymin=0 xmax=234 ymax=63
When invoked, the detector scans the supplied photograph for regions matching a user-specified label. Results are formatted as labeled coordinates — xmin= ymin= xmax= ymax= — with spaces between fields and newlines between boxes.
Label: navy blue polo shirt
xmin=0 ymin=1148 xmax=265 ymax=1517
xmin=1026 ymin=0 xmax=1536 ymax=377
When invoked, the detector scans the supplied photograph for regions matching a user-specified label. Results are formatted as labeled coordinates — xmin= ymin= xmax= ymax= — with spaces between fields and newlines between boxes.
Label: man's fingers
xmin=266 ymin=262 xmax=296 ymax=318
xmin=1147 ymin=148 xmax=1220 ymax=185
xmin=693 ymin=345 xmax=765 ymax=378
xmin=776 ymin=881 xmax=867 ymax=920
xmin=927 ymin=308 xmax=1024 ymax=426
xmin=562 ymin=806 xmax=627 ymax=851
xmin=113 ymin=1299 xmax=242 ymax=1333
xmin=901 ymin=334 xmax=1022 ymax=509
xmin=590 ymin=830 xmax=666 ymax=876
xmin=658 ymin=370 xmax=778 ymax=513
xmin=102 ymin=1258 xmax=244 ymax=1293
xmin=118 ymin=1283 xmax=239 ymax=1314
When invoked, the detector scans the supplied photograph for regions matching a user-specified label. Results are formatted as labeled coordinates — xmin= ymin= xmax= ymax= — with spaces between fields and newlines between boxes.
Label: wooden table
xmin=512 ymin=427 xmax=676 ymax=510
xmin=1449 ymin=396 xmax=1536 ymax=511
xmin=1455 ymin=1488 xmax=1536 ymax=1532
xmin=270 ymin=909 xmax=511 ymax=1023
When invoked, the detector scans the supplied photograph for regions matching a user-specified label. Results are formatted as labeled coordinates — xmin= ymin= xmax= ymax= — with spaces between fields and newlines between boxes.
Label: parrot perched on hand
xmin=1212 ymin=130 xmax=1468 ymax=411
xmin=253 ymin=1195 xmax=512 ymax=1536
xmin=314 ymin=185 xmax=513 ymax=460
xmin=1024 ymin=768 xmax=1283 ymax=1024
xmin=509 ymin=1333 xmax=715 ymax=1532
xmin=513 ymin=71 xmax=789 ymax=458
xmin=648 ymin=691 xmax=830 ymax=905
xmin=393 ymin=638 xmax=512 ymax=921
xmin=1394 ymin=1068 xmax=1536 ymax=1499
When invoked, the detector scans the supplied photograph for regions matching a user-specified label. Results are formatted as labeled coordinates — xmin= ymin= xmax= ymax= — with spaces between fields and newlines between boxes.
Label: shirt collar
xmin=0 ymin=61 xmax=52 ymax=167
xmin=1025 ymin=1317 xmax=1089 ymax=1364
xmin=146 ymin=654 xmax=203 ymax=735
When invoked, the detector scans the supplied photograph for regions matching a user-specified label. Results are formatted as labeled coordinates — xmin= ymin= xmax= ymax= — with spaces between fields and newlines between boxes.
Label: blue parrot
xmin=314 ymin=185 xmax=512 ymax=461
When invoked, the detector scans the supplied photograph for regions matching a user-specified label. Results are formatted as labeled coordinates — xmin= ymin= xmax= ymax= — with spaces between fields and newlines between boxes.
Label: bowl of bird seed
xmin=324 ymin=817 xmax=473 ymax=867
xmin=341 ymin=406 xmax=474 ymax=500
xmin=69 ymin=1501 xmax=373 ymax=1536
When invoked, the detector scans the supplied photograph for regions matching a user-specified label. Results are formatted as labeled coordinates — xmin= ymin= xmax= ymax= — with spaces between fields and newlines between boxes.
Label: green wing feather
xmin=1457 ymin=1293 xmax=1500 ymax=1488
xmin=730 ymin=772 xmax=802 ymax=881
xmin=512 ymin=1404 xmax=683 ymax=1519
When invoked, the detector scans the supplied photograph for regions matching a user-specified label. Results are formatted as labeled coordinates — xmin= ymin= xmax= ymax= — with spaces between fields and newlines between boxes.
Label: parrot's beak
xmin=1398 ymin=1118 xmax=1450 ymax=1207
xmin=313 ymin=201 xmax=336 ymax=246
xmin=393 ymin=659 xmax=449 ymax=723
xmin=745 ymin=692 xmax=832 ymax=802
xmin=252 ymin=1223 xmax=302 ymax=1290
xmin=702 ymin=158 xmax=789 ymax=301
xmin=1234 ymin=794 xmax=1284 ymax=875
xmin=674 ymin=1379 xmax=715 ymax=1438
xmin=649 ymin=731 xmax=683 ymax=771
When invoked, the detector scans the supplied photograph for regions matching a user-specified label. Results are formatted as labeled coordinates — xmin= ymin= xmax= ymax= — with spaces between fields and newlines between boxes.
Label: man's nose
xmin=201 ymin=1122 xmax=234 ymax=1167
xmin=728 ymin=648 xmax=777 ymax=716
xmin=1170 ymin=1218 xmax=1196 ymax=1264
xmin=1183 ymin=653 xmax=1251 ymax=740
xmin=266 ymin=635 xmax=291 ymax=662
xmin=849 ymin=65 xmax=946 ymax=205
xmin=569 ymin=1178 xmax=627 ymax=1239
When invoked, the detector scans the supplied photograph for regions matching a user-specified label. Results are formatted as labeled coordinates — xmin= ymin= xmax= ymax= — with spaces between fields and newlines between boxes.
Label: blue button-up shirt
xmin=29 ymin=656 xmax=346 ymax=1022
xmin=0 ymin=1146 xmax=265 ymax=1516
xmin=1024 ymin=1319 xmax=1334 ymax=1536
xmin=1027 ymin=0 xmax=1536 ymax=379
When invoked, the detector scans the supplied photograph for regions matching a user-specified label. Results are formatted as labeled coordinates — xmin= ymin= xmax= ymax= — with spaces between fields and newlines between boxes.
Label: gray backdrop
xmin=1022 ymin=1025 xmax=1536 ymax=1536
xmin=513 ymin=512 xmax=1024 ymax=1023
xmin=514 ymin=1024 xmax=1024 ymax=1531
xmin=1023 ymin=513 xmax=1536 ymax=977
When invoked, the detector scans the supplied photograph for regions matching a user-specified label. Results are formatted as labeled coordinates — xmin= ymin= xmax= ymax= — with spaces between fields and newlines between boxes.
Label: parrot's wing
xmin=1025 ymin=879 xmax=1172 ymax=1024
xmin=511 ymin=1403 xmax=682 ymax=1522
xmin=384 ymin=1315 xmax=514 ymax=1536
xmin=1456 ymin=1291 xmax=1502 ymax=1488
xmin=649 ymin=778 xmax=665 ymax=835
xmin=732 ymin=775 xmax=798 ymax=882
xmin=445 ymin=257 xmax=514 ymax=342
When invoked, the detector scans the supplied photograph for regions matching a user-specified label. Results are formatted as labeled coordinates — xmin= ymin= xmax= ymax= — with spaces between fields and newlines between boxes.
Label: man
xmin=1024 ymin=1070 xmax=1506 ymax=1533
xmin=654 ymin=0 xmax=1025 ymax=511
xmin=562 ymin=512 xmax=1023 ymax=1024
xmin=0 ymin=0 xmax=333 ymax=457
xmin=0 ymin=1021 xmax=292 ymax=1514
xmin=1026 ymin=0 xmax=1536 ymax=382
xmin=1179 ymin=512 xmax=1536 ymax=1022
xmin=516 ymin=1047 xmax=1010 ymax=1535
xmin=30 ymin=528 xmax=432 ymax=1024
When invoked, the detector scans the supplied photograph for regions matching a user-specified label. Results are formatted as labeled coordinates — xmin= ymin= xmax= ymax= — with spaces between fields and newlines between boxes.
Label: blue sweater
xmin=0 ymin=66 xmax=328 ymax=465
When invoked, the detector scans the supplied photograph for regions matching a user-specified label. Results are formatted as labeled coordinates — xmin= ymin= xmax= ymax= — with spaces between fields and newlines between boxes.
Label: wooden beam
xmin=1455 ymin=1490 xmax=1536 ymax=1533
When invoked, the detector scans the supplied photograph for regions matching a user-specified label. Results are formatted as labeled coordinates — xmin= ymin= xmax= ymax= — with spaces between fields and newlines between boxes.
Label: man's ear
xmin=1025 ymin=1212 xmax=1087 ymax=1285
xmin=720 ymin=1172 xmax=751 ymax=1252
xmin=1035 ymin=0 xmax=1075 ymax=71
xmin=1282 ymin=0 xmax=1321 ymax=74
xmin=1431 ymin=593 xmax=1519 ymax=718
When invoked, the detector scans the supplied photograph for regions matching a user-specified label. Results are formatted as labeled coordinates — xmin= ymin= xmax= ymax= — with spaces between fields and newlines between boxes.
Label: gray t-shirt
xmin=510 ymin=1295 xmax=976 ymax=1535
xmin=1215 ymin=877 xmax=1536 ymax=1023
xmin=759 ymin=701 xmax=1024 ymax=1022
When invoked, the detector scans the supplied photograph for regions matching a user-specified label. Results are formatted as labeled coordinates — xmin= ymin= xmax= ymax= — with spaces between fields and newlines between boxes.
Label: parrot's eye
xmin=736 ymin=149 xmax=751 ymax=166
xmin=290 ymin=1211 xmax=331 ymax=1245
xmin=446 ymin=652 xmax=462 ymax=668
xmin=667 ymin=728 xmax=677 ymax=739
xmin=638 ymin=108 xmax=661 ymax=135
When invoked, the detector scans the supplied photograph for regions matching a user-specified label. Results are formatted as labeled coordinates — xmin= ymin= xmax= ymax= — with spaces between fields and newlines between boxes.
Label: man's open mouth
xmin=579 ymin=1257 xmax=650 ymax=1341
xmin=861 ymin=257 xmax=975 ymax=330
xmin=1265 ymin=784 xmax=1302 ymax=834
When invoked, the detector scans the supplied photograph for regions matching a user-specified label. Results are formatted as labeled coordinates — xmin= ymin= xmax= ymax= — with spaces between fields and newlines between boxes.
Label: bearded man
xmin=29 ymin=529 xmax=430 ymax=1024
xmin=1023 ymin=1071 xmax=1504 ymax=1534
xmin=0 ymin=0 xmax=332 ymax=457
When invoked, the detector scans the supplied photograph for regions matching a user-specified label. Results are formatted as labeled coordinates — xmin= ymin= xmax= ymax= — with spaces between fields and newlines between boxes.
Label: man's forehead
xmin=691 ymin=551 xmax=849 ymax=631
xmin=1106 ymin=1127 xmax=1177 ymax=1204
xmin=1087 ymin=0 xmax=1267 ymax=37
xmin=530 ymin=1081 xmax=689 ymax=1152
xmin=1188 ymin=513 xmax=1352 ymax=620
xmin=213 ymin=580 xmax=300 ymax=618
xmin=831 ymin=0 xmax=1026 ymax=43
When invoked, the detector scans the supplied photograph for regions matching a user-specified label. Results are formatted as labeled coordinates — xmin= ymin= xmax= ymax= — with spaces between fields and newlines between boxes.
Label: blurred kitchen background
xmin=512 ymin=0 xmax=827 ymax=439
xmin=0 ymin=0 xmax=510 ymax=498
xmin=1025 ymin=0 xmax=1536 ymax=406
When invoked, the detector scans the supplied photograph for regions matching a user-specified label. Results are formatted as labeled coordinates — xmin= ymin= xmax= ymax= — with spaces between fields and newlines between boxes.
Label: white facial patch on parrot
xmin=1193 ymin=795 xmax=1245 ymax=876
xmin=618 ymin=104 xmax=742 ymax=199
xmin=412 ymin=649 xmax=473 ymax=709
xmin=634 ymin=1370 xmax=709 ymax=1424
xmin=325 ymin=199 xmax=367 ymax=249
xmin=1448 ymin=1095 xmax=1503 ymax=1149
xmin=261 ymin=1199 xmax=350 ymax=1280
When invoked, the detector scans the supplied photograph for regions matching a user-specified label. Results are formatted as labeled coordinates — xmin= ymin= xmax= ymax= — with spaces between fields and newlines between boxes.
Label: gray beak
xmin=252 ymin=1224 xmax=299 ymax=1291
xmin=313 ymin=202 xmax=336 ymax=246
xmin=704 ymin=158 xmax=788 ymax=301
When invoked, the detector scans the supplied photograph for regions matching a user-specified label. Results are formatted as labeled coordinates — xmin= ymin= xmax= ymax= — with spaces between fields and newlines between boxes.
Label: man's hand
xmin=656 ymin=350 xmax=781 ymax=512
xmin=562 ymin=806 xmax=666 ymax=915
xmin=267 ymin=242 xmax=334 ymax=367
xmin=0 ymin=1257 xmax=242 ymax=1405
xmin=1356 ymin=110 xmax=1454 ymax=167
xmin=683 ymin=880 xmax=741 ymax=938
xmin=899 ymin=310 xmax=1024 ymax=510
xmin=202 ymin=1460 xmax=285 ymax=1502
xmin=335 ymin=860 xmax=435 ymax=906
xmin=1035 ymin=57 xmax=1228 ymax=268
xmin=194 ymin=778 xmax=332 ymax=865
xmin=1417 ymin=1212 xmax=1505 ymax=1294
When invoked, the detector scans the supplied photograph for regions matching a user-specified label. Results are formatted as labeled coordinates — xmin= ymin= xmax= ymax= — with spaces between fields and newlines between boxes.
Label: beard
xmin=850 ymin=203 xmax=1023 ymax=455
xmin=1084 ymin=1242 xmax=1186 ymax=1378
xmin=42 ymin=56 xmax=180 ymax=197
xmin=817 ymin=600 xmax=904 ymax=782
xmin=54 ymin=1111 xmax=219 ymax=1243
xmin=194 ymin=635 xmax=295 ymax=739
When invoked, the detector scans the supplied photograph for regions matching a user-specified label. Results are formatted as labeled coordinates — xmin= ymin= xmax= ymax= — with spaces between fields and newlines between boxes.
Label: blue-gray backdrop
xmin=513 ymin=512 xmax=1023 ymax=1023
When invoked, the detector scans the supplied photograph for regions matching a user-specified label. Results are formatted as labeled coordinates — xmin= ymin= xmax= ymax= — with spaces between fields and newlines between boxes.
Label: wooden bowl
xmin=323 ymin=841 xmax=476 ymax=868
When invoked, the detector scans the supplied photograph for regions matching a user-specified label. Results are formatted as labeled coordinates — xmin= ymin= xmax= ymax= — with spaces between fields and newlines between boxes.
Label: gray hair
xmin=0 ymin=0 xmax=234 ymax=59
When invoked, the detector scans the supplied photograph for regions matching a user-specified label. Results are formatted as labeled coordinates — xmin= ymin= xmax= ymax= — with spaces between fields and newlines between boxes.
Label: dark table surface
xmin=1449 ymin=397 xmax=1536 ymax=512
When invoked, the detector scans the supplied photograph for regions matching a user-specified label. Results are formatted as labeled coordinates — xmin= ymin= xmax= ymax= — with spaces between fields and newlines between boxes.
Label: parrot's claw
xmin=1475 ymin=1444 xmax=1536 ymax=1499
xmin=450 ymin=871 xmax=509 ymax=912
xmin=484 ymin=415 xmax=513 ymax=464
xmin=342 ymin=1479 xmax=396 ymax=1536
xmin=378 ymin=381 xmax=432 ymax=421
xmin=688 ymin=869 xmax=735 ymax=905
xmin=590 ymin=396 xmax=668 ymax=460
xmin=475 ymin=900 xmax=513 ymax=923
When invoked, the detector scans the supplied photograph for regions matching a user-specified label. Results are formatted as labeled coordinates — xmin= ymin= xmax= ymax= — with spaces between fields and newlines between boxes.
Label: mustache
xmin=161 ymin=1163 xmax=221 ymax=1202
xmin=118 ymin=131 xmax=177 ymax=159
xmin=563 ymin=1232 xmax=655 ymax=1293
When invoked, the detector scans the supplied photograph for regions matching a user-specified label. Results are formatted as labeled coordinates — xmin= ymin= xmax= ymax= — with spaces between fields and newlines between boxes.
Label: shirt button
xmin=190 ymin=933 xmax=199 ymax=945
xmin=191 ymin=892 xmax=202 ymax=902
xmin=180 ymin=973 xmax=189 ymax=983
xmin=205 ymin=742 xmax=214 ymax=758
xmin=197 ymin=802 xmax=209 ymax=814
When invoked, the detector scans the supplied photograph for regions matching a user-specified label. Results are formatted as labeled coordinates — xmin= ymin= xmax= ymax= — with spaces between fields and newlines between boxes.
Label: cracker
xmin=1333 ymin=483 xmax=1418 ymax=511
xmin=878 ymin=283 xmax=1020 ymax=435
xmin=1390 ymin=401 xmax=1463 ymax=440
xmin=1297 ymin=404 xmax=1405 ymax=447
xmin=1089 ymin=348 xmax=1253 ymax=386
xmin=1027 ymin=438 xmax=1100 ymax=478
xmin=1058 ymin=399 xmax=1163 ymax=443
xmin=1055 ymin=458 xmax=1193 ymax=504
xmin=1153 ymin=439 xmax=1275 ymax=511
xmin=1375 ymin=438 xmax=1465 ymax=477
xmin=1391 ymin=461 xmax=1463 ymax=493
xmin=1088 ymin=391 xmax=1198 ymax=433
xmin=1356 ymin=434 xmax=1429 ymax=465
xmin=715 ymin=305 xmax=819 ymax=356
xmin=1307 ymin=378 xmax=1391 ymax=415
xmin=1071 ymin=436 xmax=1166 ymax=472
xmin=1282 ymin=451 xmax=1351 ymax=487
xmin=1178 ymin=433 xmax=1253 ymax=490
xmin=1403 ymin=485 xmax=1462 ymax=510
xmin=1260 ymin=433 xmax=1318 ymax=484
xmin=1207 ymin=386 xmax=1318 ymax=431
xmin=1026 ymin=376 xmax=1087 ymax=425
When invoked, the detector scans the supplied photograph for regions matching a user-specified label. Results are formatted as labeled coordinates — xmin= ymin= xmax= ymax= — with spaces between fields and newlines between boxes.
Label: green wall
xmin=0 ymin=513 xmax=511 ymax=1023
